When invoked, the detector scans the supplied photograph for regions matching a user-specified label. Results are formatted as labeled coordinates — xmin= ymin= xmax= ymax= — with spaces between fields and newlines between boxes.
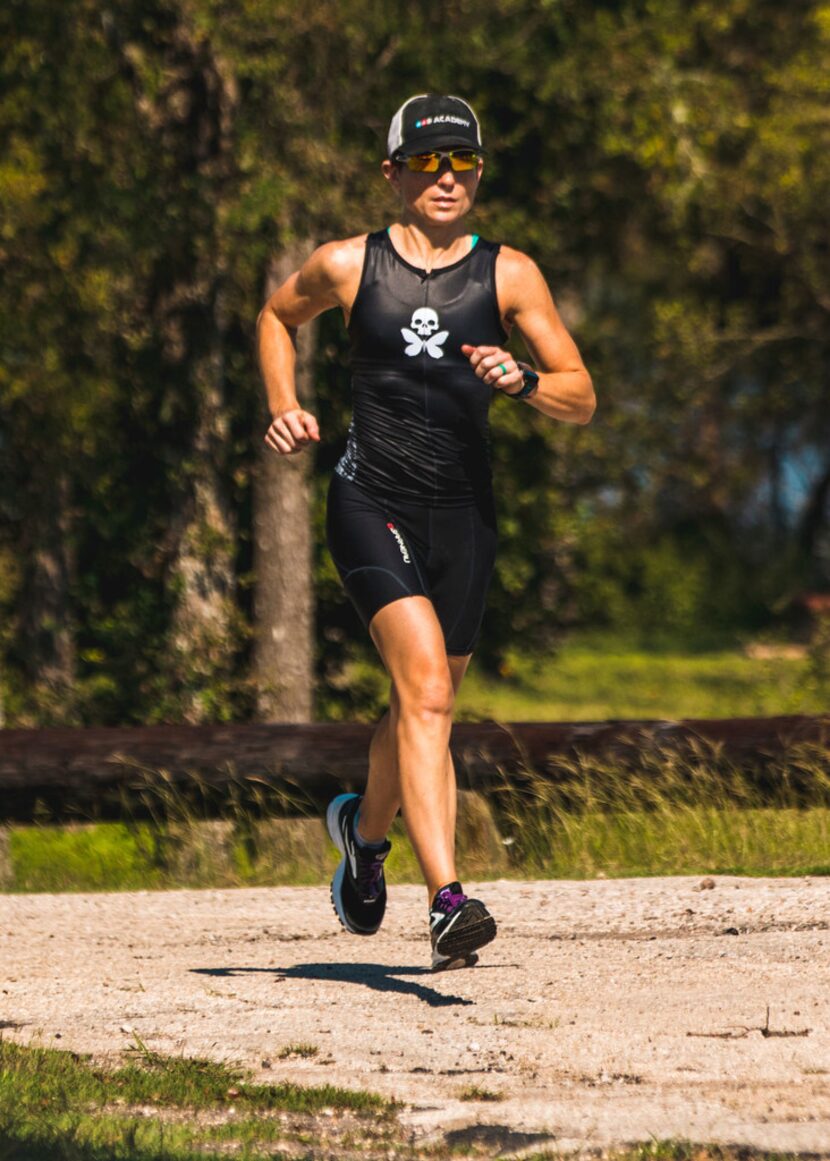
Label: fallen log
xmin=0 ymin=715 xmax=828 ymax=821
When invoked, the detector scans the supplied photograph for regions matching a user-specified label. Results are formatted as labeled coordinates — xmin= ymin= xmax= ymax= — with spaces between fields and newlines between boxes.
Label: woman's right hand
xmin=264 ymin=408 xmax=321 ymax=455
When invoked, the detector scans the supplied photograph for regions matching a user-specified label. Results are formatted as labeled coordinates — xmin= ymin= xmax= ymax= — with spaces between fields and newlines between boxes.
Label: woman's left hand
xmin=461 ymin=344 xmax=523 ymax=394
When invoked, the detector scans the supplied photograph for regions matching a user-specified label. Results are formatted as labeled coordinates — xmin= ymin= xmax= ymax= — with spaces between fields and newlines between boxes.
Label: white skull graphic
xmin=410 ymin=307 xmax=439 ymax=337
xmin=401 ymin=307 xmax=449 ymax=358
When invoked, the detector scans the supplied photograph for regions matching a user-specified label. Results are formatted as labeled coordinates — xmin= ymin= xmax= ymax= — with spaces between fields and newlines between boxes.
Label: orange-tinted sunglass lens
xmin=447 ymin=150 xmax=479 ymax=171
xmin=404 ymin=150 xmax=480 ymax=173
xmin=405 ymin=153 xmax=440 ymax=172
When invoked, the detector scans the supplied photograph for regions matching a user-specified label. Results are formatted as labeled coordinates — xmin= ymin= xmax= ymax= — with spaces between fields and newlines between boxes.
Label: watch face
xmin=515 ymin=368 xmax=539 ymax=398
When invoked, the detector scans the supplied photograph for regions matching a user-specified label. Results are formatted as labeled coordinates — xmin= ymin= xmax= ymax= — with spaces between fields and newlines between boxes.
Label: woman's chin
xmin=417 ymin=204 xmax=471 ymax=225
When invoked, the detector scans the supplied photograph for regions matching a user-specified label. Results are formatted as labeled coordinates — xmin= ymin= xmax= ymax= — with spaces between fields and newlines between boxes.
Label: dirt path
xmin=2 ymin=878 xmax=829 ymax=1154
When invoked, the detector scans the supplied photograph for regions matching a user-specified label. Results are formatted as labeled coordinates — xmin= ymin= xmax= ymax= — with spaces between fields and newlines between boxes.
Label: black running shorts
xmin=326 ymin=473 xmax=498 ymax=656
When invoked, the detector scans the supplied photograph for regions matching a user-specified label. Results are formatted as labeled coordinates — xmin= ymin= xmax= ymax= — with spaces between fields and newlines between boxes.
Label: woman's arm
xmin=463 ymin=246 xmax=595 ymax=424
xmin=257 ymin=237 xmax=364 ymax=455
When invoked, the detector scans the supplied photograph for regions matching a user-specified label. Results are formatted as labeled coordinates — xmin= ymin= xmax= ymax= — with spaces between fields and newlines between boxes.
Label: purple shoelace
xmin=356 ymin=847 xmax=388 ymax=900
xmin=433 ymin=883 xmax=467 ymax=915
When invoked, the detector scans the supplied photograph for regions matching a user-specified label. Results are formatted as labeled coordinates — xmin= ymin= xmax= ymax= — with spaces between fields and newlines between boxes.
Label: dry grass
xmin=489 ymin=738 xmax=830 ymax=878
xmin=6 ymin=736 xmax=830 ymax=891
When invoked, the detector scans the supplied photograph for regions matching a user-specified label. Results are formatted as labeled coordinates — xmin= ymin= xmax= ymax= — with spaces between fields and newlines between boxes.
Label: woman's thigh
xmin=369 ymin=595 xmax=458 ymax=713
xmin=326 ymin=473 xmax=431 ymax=630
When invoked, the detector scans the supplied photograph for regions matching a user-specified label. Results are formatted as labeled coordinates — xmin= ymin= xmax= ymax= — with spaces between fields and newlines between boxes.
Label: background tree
xmin=253 ymin=247 xmax=317 ymax=721
xmin=1 ymin=0 xmax=826 ymax=725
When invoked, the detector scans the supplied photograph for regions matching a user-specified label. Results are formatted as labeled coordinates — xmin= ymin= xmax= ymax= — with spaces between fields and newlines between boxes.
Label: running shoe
xmin=326 ymin=793 xmax=391 ymax=936
xmin=429 ymin=881 xmax=497 ymax=971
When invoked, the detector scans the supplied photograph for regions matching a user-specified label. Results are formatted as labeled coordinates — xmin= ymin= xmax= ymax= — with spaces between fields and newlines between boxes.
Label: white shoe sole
xmin=431 ymin=950 xmax=480 ymax=972
xmin=326 ymin=793 xmax=356 ymax=856
xmin=326 ymin=793 xmax=360 ymax=934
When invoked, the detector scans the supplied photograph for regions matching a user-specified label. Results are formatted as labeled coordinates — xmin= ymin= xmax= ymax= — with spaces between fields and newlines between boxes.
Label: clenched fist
xmin=461 ymin=344 xmax=523 ymax=393
xmin=264 ymin=408 xmax=321 ymax=455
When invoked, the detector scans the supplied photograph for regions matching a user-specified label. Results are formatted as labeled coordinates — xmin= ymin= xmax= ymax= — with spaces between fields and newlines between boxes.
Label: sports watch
xmin=506 ymin=364 xmax=540 ymax=400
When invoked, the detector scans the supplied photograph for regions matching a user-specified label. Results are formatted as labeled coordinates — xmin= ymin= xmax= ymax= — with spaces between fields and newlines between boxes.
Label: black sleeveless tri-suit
xmin=326 ymin=228 xmax=506 ymax=655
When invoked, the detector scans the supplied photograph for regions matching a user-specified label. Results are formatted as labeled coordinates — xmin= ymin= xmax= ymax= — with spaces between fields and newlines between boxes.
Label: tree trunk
xmin=161 ymin=30 xmax=240 ymax=723
xmin=22 ymin=469 xmax=76 ymax=721
xmin=253 ymin=245 xmax=318 ymax=722
xmin=169 ymin=286 xmax=238 ymax=723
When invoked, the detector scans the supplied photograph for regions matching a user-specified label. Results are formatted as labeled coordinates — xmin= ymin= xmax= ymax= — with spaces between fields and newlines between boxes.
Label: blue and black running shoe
xmin=429 ymin=881 xmax=496 ymax=971
xmin=326 ymin=793 xmax=391 ymax=936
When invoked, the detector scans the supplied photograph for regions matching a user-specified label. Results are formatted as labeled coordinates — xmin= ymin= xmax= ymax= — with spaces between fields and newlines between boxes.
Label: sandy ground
xmin=2 ymin=877 xmax=829 ymax=1155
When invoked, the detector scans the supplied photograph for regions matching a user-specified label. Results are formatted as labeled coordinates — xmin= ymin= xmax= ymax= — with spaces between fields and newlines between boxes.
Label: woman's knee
xmin=395 ymin=665 xmax=455 ymax=722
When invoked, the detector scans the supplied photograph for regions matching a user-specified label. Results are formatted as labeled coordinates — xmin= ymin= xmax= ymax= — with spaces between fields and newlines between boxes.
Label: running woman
xmin=257 ymin=94 xmax=594 ymax=971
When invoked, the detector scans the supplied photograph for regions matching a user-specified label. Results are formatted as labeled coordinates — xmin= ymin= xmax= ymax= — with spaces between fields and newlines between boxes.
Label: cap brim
xmin=395 ymin=136 xmax=487 ymax=158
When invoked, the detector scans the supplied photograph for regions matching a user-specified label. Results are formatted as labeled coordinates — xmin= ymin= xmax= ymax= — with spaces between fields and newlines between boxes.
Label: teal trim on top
xmin=386 ymin=227 xmax=479 ymax=248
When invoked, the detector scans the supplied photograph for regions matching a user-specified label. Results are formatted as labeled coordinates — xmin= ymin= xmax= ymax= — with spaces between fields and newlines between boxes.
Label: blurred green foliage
xmin=1 ymin=0 xmax=828 ymax=722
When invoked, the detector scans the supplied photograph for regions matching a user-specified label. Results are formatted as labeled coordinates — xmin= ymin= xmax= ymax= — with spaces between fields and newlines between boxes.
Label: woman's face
xmin=382 ymin=154 xmax=484 ymax=226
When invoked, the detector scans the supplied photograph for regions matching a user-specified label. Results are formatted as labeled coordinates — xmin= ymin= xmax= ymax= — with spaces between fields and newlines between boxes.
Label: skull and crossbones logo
xmin=401 ymin=308 xmax=449 ymax=358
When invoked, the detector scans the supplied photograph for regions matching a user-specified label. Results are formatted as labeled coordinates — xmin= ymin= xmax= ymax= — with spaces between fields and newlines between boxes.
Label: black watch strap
xmin=506 ymin=367 xmax=540 ymax=399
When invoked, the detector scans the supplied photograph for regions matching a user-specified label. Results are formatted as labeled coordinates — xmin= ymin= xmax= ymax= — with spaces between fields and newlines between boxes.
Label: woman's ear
xmin=381 ymin=158 xmax=400 ymax=192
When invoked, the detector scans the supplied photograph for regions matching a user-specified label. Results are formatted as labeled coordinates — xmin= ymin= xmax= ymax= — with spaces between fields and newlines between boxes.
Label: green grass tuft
xmin=491 ymin=738 xmax=830 ymax=879
xmin=276 ymin=1043 xmax=319 ymax=1060
xmin=457 ymin=1084 xmax=504 ymax=1101
xmin=8 ymin=823 xmax=166 ymax=893
xmin=1 ymin=1037 xmax=391 ymax=1116
xmin=524 ymin=1145 xmax=815 ymax=1161
xmin=0 ymin=1038 xmax=396 ymax=1161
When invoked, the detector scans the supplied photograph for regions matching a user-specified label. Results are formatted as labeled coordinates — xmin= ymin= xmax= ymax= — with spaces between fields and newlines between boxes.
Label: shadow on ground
xmin=444 ymin=1124 xmax=557 ymax=1152
xmin=189 ymin=961 xmax=496 ymax=1007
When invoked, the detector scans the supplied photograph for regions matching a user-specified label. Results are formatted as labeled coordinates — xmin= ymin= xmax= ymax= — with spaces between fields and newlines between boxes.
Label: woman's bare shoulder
xmin=288 ymin=236 xmax=368 ymax=309
xmin=310 ymin=235 xmax=368 ymax=284
xmin=494 ymin=245 xmax=552 ymax=321
xmin=496 ymin=244 xmax=545 ymax=281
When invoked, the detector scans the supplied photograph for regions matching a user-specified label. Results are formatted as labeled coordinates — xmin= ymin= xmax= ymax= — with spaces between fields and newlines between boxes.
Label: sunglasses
xmin=397 ymin=149 xmax=482 ymax=173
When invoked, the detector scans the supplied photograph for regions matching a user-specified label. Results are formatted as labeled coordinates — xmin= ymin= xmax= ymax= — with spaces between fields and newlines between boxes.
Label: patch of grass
xmin=5 ymin=810 xmax=429 ymax=894
xmin=512 ymin=799 xmax=830 ymax=879
xmin=0 ymin=1038 xmax=396 ymax=1161
xmin=0 ymin=1043 xmax=816 ymax=1161
xmin=544 ymin=1146 xmax=814 ymax=1161
xmin=541 ymin=804 xmax=830 ymax=879
xmin=7 ymin=745 xmax=830 ymax=889
xmin=276 ymin=1043 xmax=319 ymax=1060
xmin=490 ymin=1013 xmax=559 ymax=1030
xmin=492 ymin=740 xmax=830 ymax=879
xmin=455 ymin=640 xmax=826 ymax=722
xmin=9 ymin=822 xmax=166 ymax=893
xmin=5 ymin=633 xmax=830 ymax=892
xmin=457 ymin=1084 xmax=504 ymax=1101
xmin=2 ymin=1036 xmax=390 ymax=1116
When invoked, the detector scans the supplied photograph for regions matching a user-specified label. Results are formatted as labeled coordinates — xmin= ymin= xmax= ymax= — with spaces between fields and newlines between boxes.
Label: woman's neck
xmin=389 ymin=220 xmax=473 ymax=272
